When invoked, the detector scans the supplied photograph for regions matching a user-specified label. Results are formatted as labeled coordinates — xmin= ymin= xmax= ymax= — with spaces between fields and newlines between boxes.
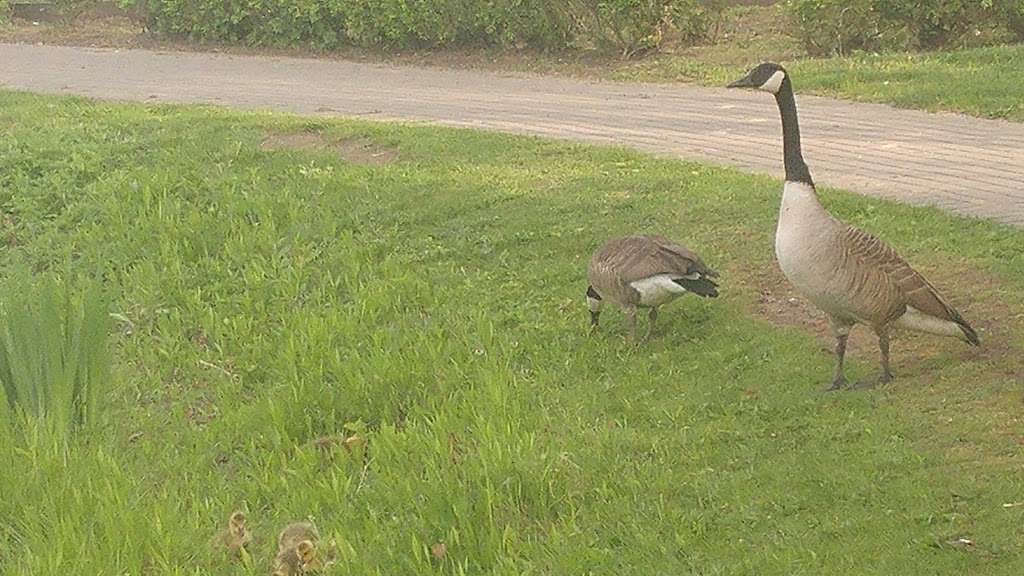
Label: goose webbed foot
xmin=824 ymin=376 xmax=846 ymax=392
xmin=851 ymin=379 xmax=876 ymax=390
xmin=852 ymin=369 xmax=893 ymax=390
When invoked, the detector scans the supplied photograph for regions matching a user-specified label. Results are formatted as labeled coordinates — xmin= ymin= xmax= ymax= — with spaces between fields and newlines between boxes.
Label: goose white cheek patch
xmin=759 ymin=70 xmax=785 ymax=94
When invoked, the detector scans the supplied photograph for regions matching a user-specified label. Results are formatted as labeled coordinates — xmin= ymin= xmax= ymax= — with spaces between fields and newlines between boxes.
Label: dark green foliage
xmin=786 ymin=0 xmax=891 ymax=56
xmin=554 ymin=0 xmax=707 ymax=56
xmin=787 ymin=0 xmax=1019 ymax=56
xmin=124 ymin=0 xmax=705 ymax=54
xmin=0 ymin=268 xmax=112 ymax=443
xmin=999 ymin=0 xmax=1024 ymax=40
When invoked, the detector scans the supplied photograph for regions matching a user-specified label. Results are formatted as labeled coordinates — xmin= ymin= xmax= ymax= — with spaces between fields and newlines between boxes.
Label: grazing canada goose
xmin=587 ymin=234 xmax=719 ymax=342
xmin=727 ymin=62 xmax=979 ymax=389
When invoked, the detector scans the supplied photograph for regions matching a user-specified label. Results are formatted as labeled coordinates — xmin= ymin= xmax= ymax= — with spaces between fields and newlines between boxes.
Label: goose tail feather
xmin=957 ymin=317 xmax=980 ymax=347
xmin=895 ymin=306 xmax=980 ymax=346
xmin=674 ymin=275 xmax=719 ymax=298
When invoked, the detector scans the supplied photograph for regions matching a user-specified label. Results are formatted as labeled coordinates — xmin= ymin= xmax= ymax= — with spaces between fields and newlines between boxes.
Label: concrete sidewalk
xmin=3 ymin=43 xmax=1022 ymax=226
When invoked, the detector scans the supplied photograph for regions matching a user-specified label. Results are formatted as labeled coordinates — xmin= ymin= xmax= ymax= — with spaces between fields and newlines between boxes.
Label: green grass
xmin=1 ymin=89 xmax=1023 ymax=575
xmin=785 ymin=46 xmax=1024 ymax=121
xmin=0 ymin=267 xmax=112 ymax=443
xmin=611 ymin=44 xmax=1024 ymax=122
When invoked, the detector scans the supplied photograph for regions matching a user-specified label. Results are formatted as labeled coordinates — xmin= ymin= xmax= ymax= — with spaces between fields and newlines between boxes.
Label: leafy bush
xmin=123 ymin=0 xmax=705 ymax=55
xmin=556 ymin=0 xmax=706 ymax=56
xmin=787 ymin=0 xmax=1018 ymax=55
xmin=0 ymin=0 xmax=9 ymax=25
xmin=0 ymin=268 xmax=112 ymax=443
xmin=997 ymin=0 xmax=1024 ymax=40
xmin=883 ymin=0 xmax=999 ymax=50
xmin=127 ymin=0 xmax=561 ymax=49
xmin=787 ymin=0 xmax=890 ymax=56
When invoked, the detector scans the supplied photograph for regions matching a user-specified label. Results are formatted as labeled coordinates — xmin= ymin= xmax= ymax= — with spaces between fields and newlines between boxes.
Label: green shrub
xmin=556 ymin=0 xmax=706 ymax=56
xmin=129 ymin=0 xmax=562 ymax=50
xmin=787 ymin=0 xmax=1017 ymax=55
xmin=127 ymin=1 xmax=705 ymax=54
xmin=997 ymin=0 xmax=1024 ymax=40
xmin=0 ymin=0 xmax=9 ymax=25
xmin=0 ymin=268 xmax=112 ymax=443
xmin=787 ymin=0 xmax=890 ymax=56
xmin=882 ymin=0 xmax=999 ymax=50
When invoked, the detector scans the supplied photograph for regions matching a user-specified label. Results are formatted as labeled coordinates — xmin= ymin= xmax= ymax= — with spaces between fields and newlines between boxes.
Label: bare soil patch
xmin=260 ymin=131 xmax=398 ymax=165
xmin=2 ymin=0 xmax=146 ymax=47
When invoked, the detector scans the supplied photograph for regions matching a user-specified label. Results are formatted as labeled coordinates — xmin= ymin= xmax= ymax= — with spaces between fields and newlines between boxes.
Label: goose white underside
xmin=629 ymin=274 xmax=694 ymax=307
xmin=895 ymin=306 xmax=967 ymax=340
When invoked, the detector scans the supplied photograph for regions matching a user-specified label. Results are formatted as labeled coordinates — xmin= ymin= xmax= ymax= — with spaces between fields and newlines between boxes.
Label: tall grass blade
xmin=0 ymin=267 xmax=112 ymax=443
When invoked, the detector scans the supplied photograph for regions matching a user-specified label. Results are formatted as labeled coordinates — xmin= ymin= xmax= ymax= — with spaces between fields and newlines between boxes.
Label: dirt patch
xmin=333 ymin=137 xmax=399 ymax=165
xmin=260 ymin=132 xmax=398 ymax=165
xmin=260 ymin=131 xmax=327 ymax=152
xmin=1 ymin=15 xmax=144 ymax=48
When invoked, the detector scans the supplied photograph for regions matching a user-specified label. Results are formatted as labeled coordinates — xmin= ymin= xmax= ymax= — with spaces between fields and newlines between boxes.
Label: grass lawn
xmin=786 ymin=45 xmax=1024 ymax=121
xmin=1 ymin=90 xmax=1023 ymax=575
xmin=614 ymin=45 xmax=1024 ymax=123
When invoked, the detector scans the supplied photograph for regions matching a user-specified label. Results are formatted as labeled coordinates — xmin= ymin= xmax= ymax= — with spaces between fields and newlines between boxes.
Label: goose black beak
xmin=727 ymin=73 xmax=757 ymax=89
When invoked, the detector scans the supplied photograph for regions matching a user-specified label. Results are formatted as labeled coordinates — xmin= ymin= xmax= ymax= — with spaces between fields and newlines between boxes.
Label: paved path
xmin=3 ymin=43 xmax=1023 ymax=226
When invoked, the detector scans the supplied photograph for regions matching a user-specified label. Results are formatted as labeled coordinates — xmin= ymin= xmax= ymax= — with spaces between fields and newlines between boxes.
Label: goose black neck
xmin=774 ymin=76 xmax=813 ymax=186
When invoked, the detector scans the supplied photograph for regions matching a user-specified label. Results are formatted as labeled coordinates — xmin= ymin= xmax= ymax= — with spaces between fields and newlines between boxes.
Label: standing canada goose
xmin=727 ymin=62 xmax=979 ymax=389
xmin=587 ymin=234 xmax=719 ymax=342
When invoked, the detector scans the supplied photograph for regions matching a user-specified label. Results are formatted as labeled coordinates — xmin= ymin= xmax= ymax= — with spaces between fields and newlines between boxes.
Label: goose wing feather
xmin=840 ymin=225 xmax=974 ymax=333
xmin=590 ymin=235 xmax=713 ymax=285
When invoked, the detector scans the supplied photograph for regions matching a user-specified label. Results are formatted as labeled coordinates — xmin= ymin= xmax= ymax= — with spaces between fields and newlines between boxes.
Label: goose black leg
xmin=644 ymin=308 xmax=658 ymax=342
xmin=854 ymin=328 xmax=894 ymax=389
xmin=879 ymin=330 xmax=894 ymax=383
xmin=826 ymin=319 xmax=854 ymax=391
xmin=625 ymin=306 xmax=638 ymax=344
xmin=828 ymin=333 xmax=848 ymax=391
xmin=586 ymin=286 xmax=602 ymax=334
